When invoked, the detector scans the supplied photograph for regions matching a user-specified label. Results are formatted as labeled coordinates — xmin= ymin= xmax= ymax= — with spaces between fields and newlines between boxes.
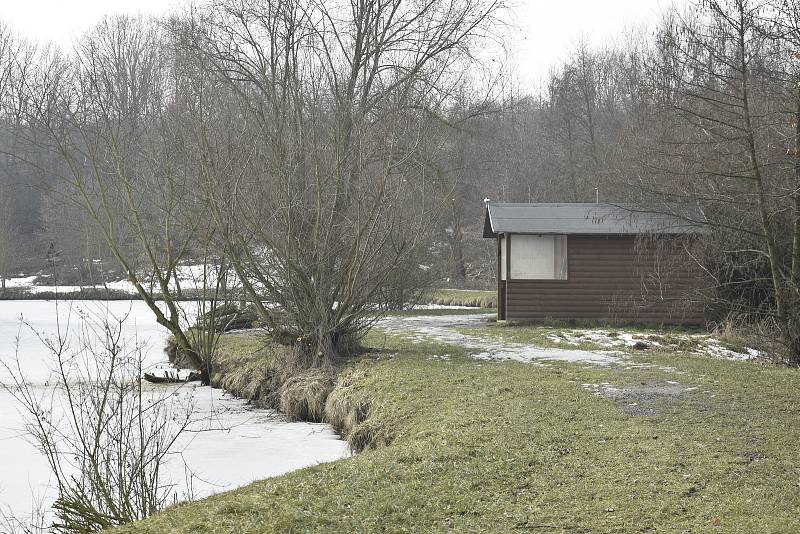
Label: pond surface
xmin=0 ymin=300 xmax=349 ymax=525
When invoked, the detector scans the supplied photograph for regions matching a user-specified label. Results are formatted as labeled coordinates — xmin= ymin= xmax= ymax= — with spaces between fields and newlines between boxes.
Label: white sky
xmin=0 ymin=0 xmax=683 ymax=91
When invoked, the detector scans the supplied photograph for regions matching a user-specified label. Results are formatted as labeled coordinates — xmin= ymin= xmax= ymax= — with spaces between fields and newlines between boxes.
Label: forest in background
xmin=1 ymin=0 xmax=800 ymax=362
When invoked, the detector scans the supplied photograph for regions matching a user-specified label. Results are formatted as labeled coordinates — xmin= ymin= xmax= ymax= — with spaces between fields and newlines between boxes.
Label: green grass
xmin=119 ymin=326 xmax=800 ymax=533
xmin=456 ymin=323 xmax=606 ymax=350
xmin=215 ymin=331 xmax=270 ymax=355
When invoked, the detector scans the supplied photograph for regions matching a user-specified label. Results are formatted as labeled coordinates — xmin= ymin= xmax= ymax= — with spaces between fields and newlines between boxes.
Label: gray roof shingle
xmin=483 ymin=203 xmax=704 ymax=237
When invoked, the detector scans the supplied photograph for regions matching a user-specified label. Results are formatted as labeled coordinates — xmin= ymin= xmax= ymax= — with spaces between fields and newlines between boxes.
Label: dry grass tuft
xmin=207 ymin=333 xmax=305 ymax=408
xmin=345 ymin=421 xmax=379 ymax=453
xmin=324 ymin=368 xmax=371 ymax=449
xmin=279 ymin=367 xmax=336 ymax=422
xmin=210 ymin=333 xmax=354 ymax=424
xmin=177 ymin=331 xmax=387 ymax=447
xmin=425 ymin=289 xmax=496 ymax=308
xmin=712 ymin=315 xmax=784 ymax=361
xmin=213 ymin=347 xmax=280 ymax=408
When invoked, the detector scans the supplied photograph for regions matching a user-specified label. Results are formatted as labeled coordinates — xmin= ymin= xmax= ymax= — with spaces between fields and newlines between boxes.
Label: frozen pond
xmin=0 ymin=300 xmax=350 ymax=525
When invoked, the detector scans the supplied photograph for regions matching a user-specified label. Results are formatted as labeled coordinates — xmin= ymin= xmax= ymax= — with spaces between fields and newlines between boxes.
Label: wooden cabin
xmin=483 ymin=203 xmax=705 ymax=325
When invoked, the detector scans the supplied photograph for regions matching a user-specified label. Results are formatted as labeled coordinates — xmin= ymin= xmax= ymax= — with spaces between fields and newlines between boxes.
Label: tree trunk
xmin=449 ymin=203 xmax=467 ymax=284
xmin=450 ymin=232 xmax=467 ymax=283
xmin=736 ymin=9 xmax=796 ymax=364
xmin=789 ymin=84 xmax=800 ymax=365
xmin=791 ymin=83 xmax=800 ymax=288
xmin=565 ymin=115 xmax=579 ymax=201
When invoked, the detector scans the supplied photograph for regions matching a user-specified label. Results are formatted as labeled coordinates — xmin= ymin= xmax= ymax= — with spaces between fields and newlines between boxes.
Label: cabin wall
xmin=504 ymin=234 xmax=704 ymax=325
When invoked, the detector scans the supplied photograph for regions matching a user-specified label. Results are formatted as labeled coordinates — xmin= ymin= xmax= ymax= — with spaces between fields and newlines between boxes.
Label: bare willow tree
xmin=22 ymin=17 xmax=217 ymax=381
xmin=172 ymin=0 xmax=503 ymax=367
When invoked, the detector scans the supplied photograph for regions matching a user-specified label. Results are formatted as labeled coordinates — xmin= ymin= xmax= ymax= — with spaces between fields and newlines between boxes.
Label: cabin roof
xmin=483 ymin=203 xmax=705 ymax=238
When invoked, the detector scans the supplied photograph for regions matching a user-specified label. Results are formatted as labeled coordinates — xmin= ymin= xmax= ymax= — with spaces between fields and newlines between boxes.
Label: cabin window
xmin=510 ymin=235 xmax=568 ymax=280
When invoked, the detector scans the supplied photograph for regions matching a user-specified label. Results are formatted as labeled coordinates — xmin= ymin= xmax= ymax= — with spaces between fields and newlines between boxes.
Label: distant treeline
xmin=1 ymin=0 xmax=800 ymax=361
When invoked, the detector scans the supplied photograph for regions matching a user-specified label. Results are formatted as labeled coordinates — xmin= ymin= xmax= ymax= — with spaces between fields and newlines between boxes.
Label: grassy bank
xmin=119 ymin=319 xmax=800 ymax=533
xmin=423 ymin=289 xmax=496 ymax=308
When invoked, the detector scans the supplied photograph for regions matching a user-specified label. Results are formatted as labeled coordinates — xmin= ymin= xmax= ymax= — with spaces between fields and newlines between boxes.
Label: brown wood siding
xmin=505 ymin=235 xmax=705 ymax=325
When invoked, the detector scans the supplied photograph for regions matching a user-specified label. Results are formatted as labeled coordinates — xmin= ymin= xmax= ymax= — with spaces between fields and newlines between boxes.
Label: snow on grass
xmin=3 ymin=275 xmax=38 ymax=288
xmin=546 ymin=328 xmax=764 ymax=362
xmin=379 ymin=314 xmax=625 ymax=367
xmin=2 ymin=263 xmax=244 ymax=296
xmin=4 ymin=273 xmax=139 ymax=295
xmin=27 ymin=285 xmax=92 ymax=294
xmin=380 ymin=314 xmax=767 ymax=367
xmin=703 ymin=342 xmax=766 ymax=361
xmin=473 ymin=346 xmax=619 ymax=366
xmin=581 ymin=382 xmax=622 ymax=396
xmin=411 ymin=304 xmax=478 ymax=310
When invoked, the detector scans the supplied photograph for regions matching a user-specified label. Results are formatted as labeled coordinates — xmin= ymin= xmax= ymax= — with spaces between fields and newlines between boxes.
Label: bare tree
xmin=1 ymin=306 xmax=194 ymax=531
xmin=630 ymin=0 xmax=800 ymax=361
xmin=0 ymin=23 xmax=28 ymax=291
xmin=22 ymin=17 xmax=216 ymax=380
xmin=174 ymin=0 xmax=503 ymax=367
xmin=0 ymin=188 xmax=15 ymax=291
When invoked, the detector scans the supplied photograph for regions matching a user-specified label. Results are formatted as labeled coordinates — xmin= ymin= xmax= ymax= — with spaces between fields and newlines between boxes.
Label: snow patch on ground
xmin=378 ymin=314 xmax=767 ymax=366
xmin=547 ymin=328 xmax=764 ymax=362
xmin=379 ymin=314 xmax=626 ymax=367
xmin=4 ymin=274 xmax=139 ymax=295
xmin=4 ymin=275 xmax=38 ymax=288
xmin=581 ymin=382 xmax=622 ymax=396
xmin=379 ymin=314 xmax=746 ymax=419
xmin=411 ymin=304 xmax=478 ymax=310
xmin=3 ymin=263 xmax=244 ymax=296
xmin=474 ymin=346 xmax=620 ymax=366
xmin=704 ymin=342 xmax=765 ymax=361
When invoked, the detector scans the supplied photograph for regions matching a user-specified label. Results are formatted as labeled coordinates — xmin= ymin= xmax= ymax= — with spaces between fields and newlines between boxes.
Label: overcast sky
xmin=0 ymin=0 xmax=682 ymax=90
